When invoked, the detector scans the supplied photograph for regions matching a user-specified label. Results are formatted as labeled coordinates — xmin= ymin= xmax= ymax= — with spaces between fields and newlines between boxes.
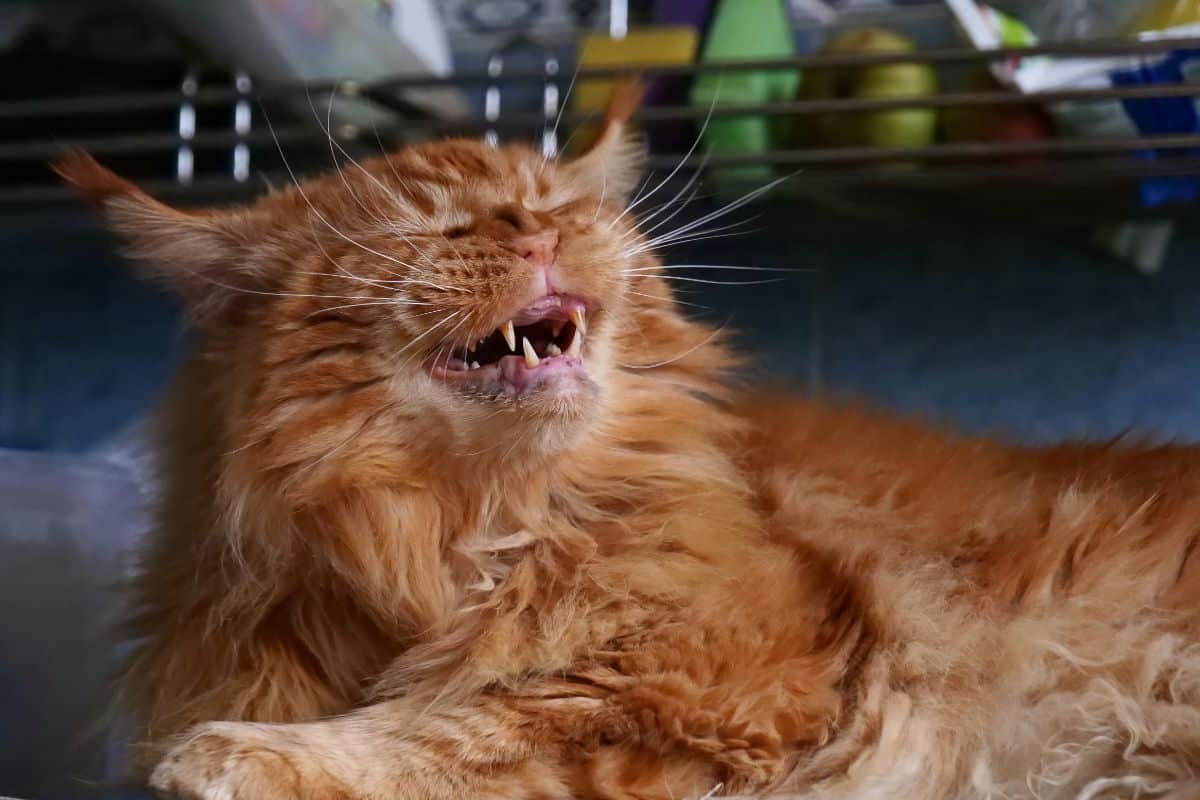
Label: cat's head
xmin=56 ymin=79 xmax=729 ymax=476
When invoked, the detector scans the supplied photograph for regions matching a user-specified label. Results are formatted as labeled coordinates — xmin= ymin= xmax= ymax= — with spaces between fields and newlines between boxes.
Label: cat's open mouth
xmin=427 ymin=294 xmax=589 ymax=394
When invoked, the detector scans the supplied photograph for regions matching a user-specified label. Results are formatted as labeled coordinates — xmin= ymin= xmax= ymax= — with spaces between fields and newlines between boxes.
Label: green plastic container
xmin=689 ymin=0 xmax=799 ymax=184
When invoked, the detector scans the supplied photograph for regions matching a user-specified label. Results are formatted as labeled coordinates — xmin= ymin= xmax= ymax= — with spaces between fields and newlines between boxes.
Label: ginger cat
xmin=58 ymin=82 xmax=1200 ymax=799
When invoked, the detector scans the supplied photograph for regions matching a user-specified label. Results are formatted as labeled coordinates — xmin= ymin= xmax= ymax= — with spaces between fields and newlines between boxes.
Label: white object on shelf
xmin=150 ymin=0 xmax=465 ymax=119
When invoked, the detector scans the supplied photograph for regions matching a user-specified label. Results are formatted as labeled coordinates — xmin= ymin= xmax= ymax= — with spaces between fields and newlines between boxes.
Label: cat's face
xmin=361 ymin=139 xmax=631 ymax=418
xmin=57 ymin=84 xmax=722 ymax=467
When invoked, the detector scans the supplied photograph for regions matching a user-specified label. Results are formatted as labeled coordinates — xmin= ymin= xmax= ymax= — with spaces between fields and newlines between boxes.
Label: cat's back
xmin=733 ymin=391 xmax=1200 ymax=621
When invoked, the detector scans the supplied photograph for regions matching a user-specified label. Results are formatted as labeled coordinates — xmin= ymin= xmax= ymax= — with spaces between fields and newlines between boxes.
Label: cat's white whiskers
xmin=629 ymin=150 xmax=712 ymax=238
xmin=310 ymin=88 xmax=393 ymax=228
xmin=301 ymin=214 xmax=420 ymax=294
xmin=591 ymin=170 xmax=609 ymax=225
xmin=389 ymin=310 xmax=464 ymax=371
xmin=634 ymin=275 xmax=784 ymax=287
xmin=624 ymin=172 xmax=794 ymax=257
xmin=311 ymin=93 xmax=457 ymax=280
xmin=625 ymin=222 xmax=763 ymax=257
xmin=304 ymin=300 xmax=415 ymax=318
xmin=607 ymin=77 xmax=721 ymax=232
xmin=395 ymin=310 xmax=472 ymax=374
xmin=624 ymin=264 xmax=808 ymax=274
xmin=619 ymin=319 xmax=730 ymax=370
xmin=542 ymin=56 xmax=583 ymax=166
xmin=269 ymin=101 xmax=467 ymax=299
xmin=625 ymin=288 xmax=713 ymax=312
xmin=262 ymin=106 xmax=443 ymax=285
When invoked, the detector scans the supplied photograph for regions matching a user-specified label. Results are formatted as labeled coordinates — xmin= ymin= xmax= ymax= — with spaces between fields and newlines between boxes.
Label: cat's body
xmin=58 ymin=83 xmax=1200 ymax=799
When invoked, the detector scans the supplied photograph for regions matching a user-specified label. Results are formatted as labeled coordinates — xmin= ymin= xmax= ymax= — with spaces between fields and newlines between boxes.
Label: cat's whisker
xmin=309 ymin=88 xmax=393 ymax=229
xmin=298 ymin=270 xmax=438 ymax=292
xmin=625 ymin=288 xmax=713 ymax=312
xmin=619 ymin=319 xmax=730 ymax=370
xmin=624 ymin=264 xmax=810 ymax=274
xmin=626 ymin=171 xmax=794 ymax=256
xmin=542 ymin=56 xmax=583 ymax=165
xmin=633 ymin=216 xmax=759 ymax=253
xmin=634 ymin=275 xmax=785 ymax=287
xmin=166 ymin=262 xmax=394 ymax=306
xmin=624 ymin=219 xmax=761 ymax=258
xmin=394 ymin=310 xmax=471 ymax=374
xmin=301 ymin=214 xmax=421 ymax=295
xmin=389 ymin=311 xmax=464 ymax=371
xmin=632 ymin=183 xmax=704 ymax=242
xmin=262 ymin=106 xmax=442 ymax=282
xmin=629 ymin=150 xmax=712 ymax=238
xmin=608 ymin=77 xmax=721 ymax=231
xmin=308 ymin=90 xmax=454 ymax=278
xmin=591 ymin=170 xmax=609 ymax=225
xmin=304 ymin=300 xmax=413 ymax=318
xmin=639 ymin=230 xmax=764 ymax=255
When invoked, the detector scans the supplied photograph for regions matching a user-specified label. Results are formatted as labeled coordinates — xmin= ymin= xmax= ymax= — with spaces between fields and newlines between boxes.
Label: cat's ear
xmin=565 ymin=76 xmax=646 ymax=203
xmin=54 ymin=151 xmax=266 ymax=315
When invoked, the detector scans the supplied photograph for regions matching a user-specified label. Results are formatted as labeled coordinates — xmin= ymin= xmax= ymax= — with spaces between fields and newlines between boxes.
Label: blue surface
xmin=0 ymin=213 xmax=183 ymax=452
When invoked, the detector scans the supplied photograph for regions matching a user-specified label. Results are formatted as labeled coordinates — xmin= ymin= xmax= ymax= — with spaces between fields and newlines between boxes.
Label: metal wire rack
xmin=5 ymin=12 xmax=1200 ymax=230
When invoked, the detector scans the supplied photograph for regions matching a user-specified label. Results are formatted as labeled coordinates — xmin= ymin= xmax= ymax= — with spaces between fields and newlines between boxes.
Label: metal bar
xmin=4 ymin=36 xmax=1196 ymax=123
xmin=778 ymin=157 xmax=1200 ymax=189
xmin=11 ymin=157 xmax=1200 ymax=209
xmin=638 ymin=134 xmax=1200 ymax=169
xmin=1 ymin=177 xmax=270 ymax=207
xmin=7 ymin=129 xmax=1200 ymax=169
xmin=0 ymin=126 xmax=320 ymax=163
xmin=366 ymin=37 xmax=1200 ymax=89
xmin=411 ymin=83 xmax=1200 ymax=130
xmin=12 ymin=79 xmax=1188 ymax=132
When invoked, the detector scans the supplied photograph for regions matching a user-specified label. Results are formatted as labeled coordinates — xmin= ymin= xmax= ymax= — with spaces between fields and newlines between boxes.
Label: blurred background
xmin=5 ymin=0 xmax=1200 ymax=797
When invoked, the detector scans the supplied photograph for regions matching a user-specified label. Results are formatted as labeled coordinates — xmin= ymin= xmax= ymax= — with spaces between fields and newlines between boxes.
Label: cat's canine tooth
xmin=570 ymin=307 xmax=588 ymax=335
xmin=500 ymin=321 xmax=516 ymax=352
xmin=470 ymin=361 xmax=481 ymax=370
xmin=545 ymin=343 xmax=562 ymax=357
xmin=522 ymin=337 xmax=540 ymax=368
xmin=567 ymin=328 xmax=583 ymax=358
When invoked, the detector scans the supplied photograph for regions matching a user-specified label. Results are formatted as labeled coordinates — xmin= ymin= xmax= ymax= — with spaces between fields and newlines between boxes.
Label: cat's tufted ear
xmin=54 ymin=151 xmax=267 ymax=317
xmin=565 ymin=76 xmax=646 ymax=203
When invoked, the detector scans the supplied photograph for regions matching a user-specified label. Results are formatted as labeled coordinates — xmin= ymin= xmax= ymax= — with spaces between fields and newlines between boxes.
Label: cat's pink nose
xmin=512 ymin=230 xmax=559 ymax=267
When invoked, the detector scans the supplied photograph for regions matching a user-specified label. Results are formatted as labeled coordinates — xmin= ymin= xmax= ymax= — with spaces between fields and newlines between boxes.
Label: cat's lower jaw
xmin=430 ymin=350 xmax=588 ymax=397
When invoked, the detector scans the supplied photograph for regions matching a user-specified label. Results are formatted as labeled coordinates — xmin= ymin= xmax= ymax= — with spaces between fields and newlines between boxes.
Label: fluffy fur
xmin=59 ymin=83 xmax=1200 ymax=799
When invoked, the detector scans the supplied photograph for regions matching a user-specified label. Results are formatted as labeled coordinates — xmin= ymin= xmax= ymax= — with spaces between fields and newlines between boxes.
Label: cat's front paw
xmin=149 ymin=721 xmax=349 ymax=800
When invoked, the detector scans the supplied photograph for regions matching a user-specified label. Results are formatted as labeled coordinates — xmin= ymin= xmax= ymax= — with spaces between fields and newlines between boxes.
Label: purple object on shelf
xmin=652 ymin=0 xmax=715 ymax=27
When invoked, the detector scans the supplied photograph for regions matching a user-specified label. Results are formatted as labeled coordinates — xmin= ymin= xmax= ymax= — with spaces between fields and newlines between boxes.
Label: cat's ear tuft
xmin=55 ymin=151 xmax=264 ymax=317
xmin=566 ymin=75 xmax=647 ymax=204
xmin=53 ymin=150 xmax=143 ymax=207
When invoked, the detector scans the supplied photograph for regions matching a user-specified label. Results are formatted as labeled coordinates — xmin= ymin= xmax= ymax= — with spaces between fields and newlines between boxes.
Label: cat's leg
xmin=147 ymin=685 xmax=975 ymax=800
xmin=148 ymin=689 xmax=690 ymax=800
xmin=148 ymin=626 xmax=851 ymax=800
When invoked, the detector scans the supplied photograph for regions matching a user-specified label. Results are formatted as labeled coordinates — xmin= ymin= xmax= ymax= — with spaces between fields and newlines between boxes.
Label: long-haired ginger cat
xmin=58 ymin=82 xmax=1200 ymax=800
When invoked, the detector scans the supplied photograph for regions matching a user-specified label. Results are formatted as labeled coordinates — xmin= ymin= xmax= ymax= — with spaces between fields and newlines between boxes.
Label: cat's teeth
xmin=522 ymin=337 xmax=540 ymax=368
xmin=567 ymin=328 xmax=583 ymax=358
xmin=470 ymin=361 xmax=481 ymax=370
xmin=570 ymin=308 xmax=588 ymax=335
xmin=545 ymin=343 xmax=562 ymax=357
xmin=500 ymin=321 xmax=516 ymax=351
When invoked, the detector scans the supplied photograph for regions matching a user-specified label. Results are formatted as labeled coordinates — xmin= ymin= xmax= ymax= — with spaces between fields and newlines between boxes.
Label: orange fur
xmin=59 ymin=98 xmax=1200 ymax=799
